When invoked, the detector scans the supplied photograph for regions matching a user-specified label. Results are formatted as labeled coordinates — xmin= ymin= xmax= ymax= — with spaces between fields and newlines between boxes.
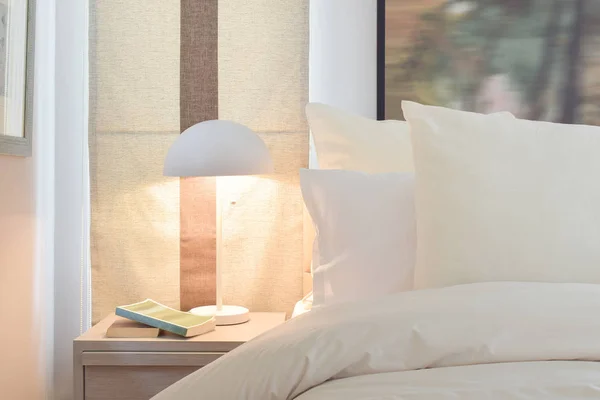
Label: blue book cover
xmin=116 ymin=299 xmax=216 ymax=337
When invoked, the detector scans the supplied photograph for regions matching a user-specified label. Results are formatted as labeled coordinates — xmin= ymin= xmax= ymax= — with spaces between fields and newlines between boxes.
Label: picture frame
xmin=0 ymin=0 xmax=35 ymax=157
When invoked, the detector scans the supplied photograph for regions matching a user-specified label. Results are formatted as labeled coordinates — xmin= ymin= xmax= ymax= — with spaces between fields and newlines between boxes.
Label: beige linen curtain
xmin=90 ymin=0 xmax=309 ymax=323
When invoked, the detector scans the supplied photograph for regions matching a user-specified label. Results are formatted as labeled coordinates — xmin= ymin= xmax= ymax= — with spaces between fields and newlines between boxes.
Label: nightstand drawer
xmin=82 ymin=351 xmax=225 ymax=399
xmin=85 ymin=366 xmax=198 ymax=400
xmin=82 ymin=351 xmax=225 ymax=366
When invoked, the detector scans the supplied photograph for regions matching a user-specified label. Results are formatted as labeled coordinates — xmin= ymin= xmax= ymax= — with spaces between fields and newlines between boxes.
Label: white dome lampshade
xmin=164 ymin=120 xmax=274 ymax=177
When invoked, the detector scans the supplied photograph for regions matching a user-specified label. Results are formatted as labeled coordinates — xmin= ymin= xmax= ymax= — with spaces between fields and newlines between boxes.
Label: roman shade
xmin=89 ymin=0 xmax=309 ymax=323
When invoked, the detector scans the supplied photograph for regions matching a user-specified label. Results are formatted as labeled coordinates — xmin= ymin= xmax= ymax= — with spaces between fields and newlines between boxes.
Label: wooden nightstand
xmin=74 ymin=312 xmax=286 ymax=400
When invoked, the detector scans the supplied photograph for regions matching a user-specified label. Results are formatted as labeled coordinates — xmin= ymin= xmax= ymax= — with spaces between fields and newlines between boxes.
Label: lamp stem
xmin=215 ymin=177 xmax=223 ymax=312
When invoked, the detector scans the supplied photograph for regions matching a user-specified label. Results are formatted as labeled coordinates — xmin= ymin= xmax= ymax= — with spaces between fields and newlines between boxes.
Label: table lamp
xmin=164 ymin=120 xmax=274 ymax=325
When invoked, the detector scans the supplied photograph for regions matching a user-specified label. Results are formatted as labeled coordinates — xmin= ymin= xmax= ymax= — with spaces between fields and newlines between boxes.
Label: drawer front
xmin=82 ymin=351 xmax=225 ymax=366
xmin=85 ymin=366 xmax=198 ymax=400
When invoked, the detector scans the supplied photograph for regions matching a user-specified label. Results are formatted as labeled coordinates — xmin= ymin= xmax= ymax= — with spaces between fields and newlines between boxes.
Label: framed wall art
xmin=0 ymin=0 xmax=35 ymax=157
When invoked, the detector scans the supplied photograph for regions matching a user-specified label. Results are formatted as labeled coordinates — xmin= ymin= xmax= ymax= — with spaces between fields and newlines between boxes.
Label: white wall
xmin=309 ymin=0 xmax=378 ymax=118
xmin=0 ymin=157 xmax=41 ymax=399
xmin=0 ymin=0 xmax=55 ymax=397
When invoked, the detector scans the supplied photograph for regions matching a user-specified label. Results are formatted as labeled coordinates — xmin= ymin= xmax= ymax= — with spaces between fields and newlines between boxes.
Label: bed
xmin=154 ymin=282 xmax=600 ymax=399
xmin=153 ymin=101 xmax=600 ymax=399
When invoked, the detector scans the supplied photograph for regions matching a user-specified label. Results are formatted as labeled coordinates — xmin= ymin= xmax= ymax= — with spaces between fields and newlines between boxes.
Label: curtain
xmin=89 ymin=0 xmax=309 ymax=323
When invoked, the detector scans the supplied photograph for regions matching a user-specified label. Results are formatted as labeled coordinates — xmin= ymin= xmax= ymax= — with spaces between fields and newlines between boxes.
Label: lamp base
xmin=189 ymin=305 xmax=250 ymax=326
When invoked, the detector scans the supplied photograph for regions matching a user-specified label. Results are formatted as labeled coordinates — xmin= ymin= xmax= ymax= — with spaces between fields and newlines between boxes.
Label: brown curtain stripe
xmin=179 ymin=0 xmax=219 ymax=311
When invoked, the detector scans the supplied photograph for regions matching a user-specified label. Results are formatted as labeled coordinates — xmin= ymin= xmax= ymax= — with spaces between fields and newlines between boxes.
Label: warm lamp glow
xmin=145 ymin=179 xmax=180 ymax=239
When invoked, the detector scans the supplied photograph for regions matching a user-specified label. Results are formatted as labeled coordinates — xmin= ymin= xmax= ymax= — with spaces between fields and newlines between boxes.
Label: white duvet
xmin=153 ymin=282 xmax=600 ymax=399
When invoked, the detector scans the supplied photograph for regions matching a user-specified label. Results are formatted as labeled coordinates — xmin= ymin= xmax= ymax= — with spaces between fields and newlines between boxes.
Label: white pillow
xmin=305 ymin=103 xmax=414 ymax=172
xmin=403 ymin=101 xmax=600 ymax=289
xmin=305 ymin=102 xmax=515 ymax=173
xmin=300 ymin=169 xmax=416 ymax=307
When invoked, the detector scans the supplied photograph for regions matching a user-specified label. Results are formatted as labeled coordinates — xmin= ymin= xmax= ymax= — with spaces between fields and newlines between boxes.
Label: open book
xmin=116 ymin=299 xmax=216 ymax=337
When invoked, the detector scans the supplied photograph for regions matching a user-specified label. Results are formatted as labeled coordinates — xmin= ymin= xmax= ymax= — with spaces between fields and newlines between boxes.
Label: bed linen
xmin=301 ymin=169 xmax=416 ymax=307
xmin=291 ymin=292 xmax=312 ymax=318
xmin=297 ymin=362 xmax=600 ymax=399
xmin=304 ymin=102 xmax=515 ymax=172
xmin=153 ymin=282 xmax=600 ymax=399
xmin=403 ymin=101 xmax=600 ymax=289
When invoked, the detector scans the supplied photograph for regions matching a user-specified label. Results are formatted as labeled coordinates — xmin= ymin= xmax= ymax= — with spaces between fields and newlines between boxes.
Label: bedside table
xmin=73 ymin=312 xmax=286 ymax=400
